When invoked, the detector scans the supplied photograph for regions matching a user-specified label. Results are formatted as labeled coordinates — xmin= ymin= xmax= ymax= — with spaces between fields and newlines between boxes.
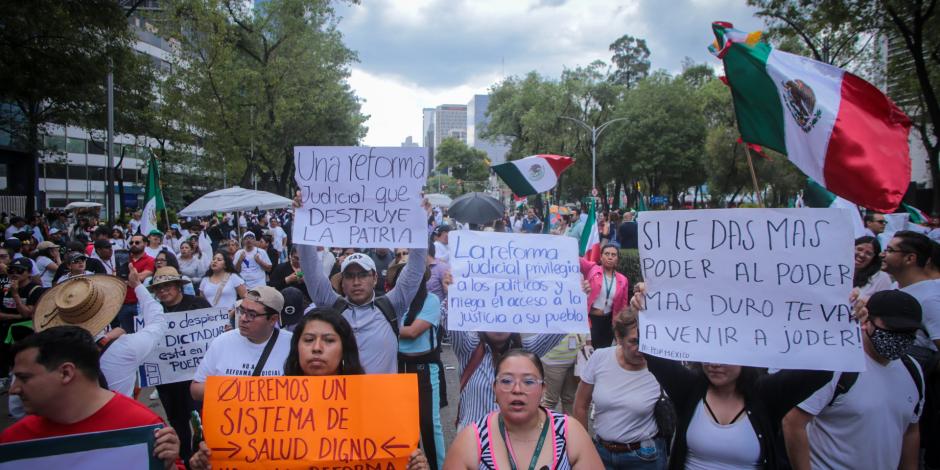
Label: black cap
xmin=66 ymin=252 xmax=88 ymax=263
xmin=867 ymin=290 xmax=922 ymax=332
xmin=94 ymin=239 xmax=112 ymax=250
xmin=3 ymin=238 xmax=21 ymax=250
xmin=432 ymin=225 xmax=452 ymax=236
xmin=9 ymin=257 xmax=32 ymax=272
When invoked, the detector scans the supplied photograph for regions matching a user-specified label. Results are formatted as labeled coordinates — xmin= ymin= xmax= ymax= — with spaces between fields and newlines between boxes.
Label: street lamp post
xmin=559 ymin=116 xmax=628 ymax=192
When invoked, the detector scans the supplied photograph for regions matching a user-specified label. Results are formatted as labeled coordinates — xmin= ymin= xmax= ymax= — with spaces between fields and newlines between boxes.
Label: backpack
xmin=828 ymin=354 xmax=924 ymax=415
xmin=332 ymin=295 xmax=399 ymax=336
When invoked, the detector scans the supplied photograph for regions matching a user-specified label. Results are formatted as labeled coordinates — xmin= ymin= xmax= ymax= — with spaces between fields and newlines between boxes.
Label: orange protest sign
xmin=202 ymin=374 xmax=418 ymax=470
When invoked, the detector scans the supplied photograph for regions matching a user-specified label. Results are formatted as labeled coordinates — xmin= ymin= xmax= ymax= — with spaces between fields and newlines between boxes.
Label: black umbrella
xmin=448 ymin=192 xmax=505 ymax=225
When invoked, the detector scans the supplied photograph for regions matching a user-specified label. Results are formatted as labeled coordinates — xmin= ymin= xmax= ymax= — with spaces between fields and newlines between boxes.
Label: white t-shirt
xmin=858 ymin=270 xmax=895 ymax=299
xmin=591 ymin=273 xmax=617 ymax=313
xmin=199 ymin=274 xmax=245 ymax=309
xmin=193 ymin=328 xmax=292 ymax=381
xmin=579 ymin=346 xmax=659 ymax=443
xmin=271 ymin=226 xmax=288 ymax=252
xmin=35 ymin=256 xmax=56 ymax=288
xmin=235 ymin=248 xmax=270 ymax=288
xmin=685 ymin=400 xmax=761 ymax=470
xmin=797 ymin=353 xmax=923 ymax=470
xmin=144 ymin=245 xmax=163 ymax=259
xmin=902 ymin=279 xmax=940 ymax=351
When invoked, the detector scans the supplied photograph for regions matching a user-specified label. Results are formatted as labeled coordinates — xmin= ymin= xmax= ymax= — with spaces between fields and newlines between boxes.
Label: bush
xmin=618 ymin=248 xmax=643 ymax=284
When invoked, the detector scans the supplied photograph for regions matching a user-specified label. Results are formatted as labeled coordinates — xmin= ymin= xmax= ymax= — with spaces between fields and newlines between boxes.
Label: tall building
xmin=422 ymin=108 xmax=435 ymax=168
xmin=467 ymin=94 xmax=510 ymax=165
xmin=433 ymin=104 xmax=467 ymax=153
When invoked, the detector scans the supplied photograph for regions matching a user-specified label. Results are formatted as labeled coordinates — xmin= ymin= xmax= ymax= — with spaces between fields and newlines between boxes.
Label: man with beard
xmin=116 ymin=234 xmax=155 ymax=332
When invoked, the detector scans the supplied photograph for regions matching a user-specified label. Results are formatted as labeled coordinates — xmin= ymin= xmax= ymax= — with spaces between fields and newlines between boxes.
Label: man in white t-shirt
xmin=782 ymin=290 xmax=924 ymax=470
xmin=190 ymin=287 xmax=291 ymax=401
xmin=269 ymin=218 xmax=288 ymax=263
xmin=880 ymin=231 xmax=940 ymax=358
xmin=234 ymin=232 xmax=271 ymax=289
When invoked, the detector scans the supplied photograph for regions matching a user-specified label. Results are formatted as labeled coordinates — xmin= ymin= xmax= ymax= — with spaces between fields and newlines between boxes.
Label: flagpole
xmin=743 ymin=146 xmax=764 ymax=208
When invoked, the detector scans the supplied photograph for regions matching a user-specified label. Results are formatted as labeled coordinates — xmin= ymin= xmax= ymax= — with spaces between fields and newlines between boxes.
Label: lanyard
xmin=603 ymin=272 xmax=615 ymax=306
xmin=498 ymin=411 xmax=550 ymax=470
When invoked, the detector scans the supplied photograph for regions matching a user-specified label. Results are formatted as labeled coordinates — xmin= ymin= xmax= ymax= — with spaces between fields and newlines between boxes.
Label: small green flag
xmin=141 ymin=156 xmax=165 ymax=235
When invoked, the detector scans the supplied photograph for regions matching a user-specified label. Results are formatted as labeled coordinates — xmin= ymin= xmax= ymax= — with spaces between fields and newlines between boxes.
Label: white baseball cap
xmin=340 ymin=253 xmax=375 ymax=272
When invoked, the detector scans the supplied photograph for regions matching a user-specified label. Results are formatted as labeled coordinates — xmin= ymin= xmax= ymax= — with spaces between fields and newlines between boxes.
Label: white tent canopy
xmin=178 ymin=186 xmax=293 ymax=217
xmin=425 ymin=193 xmax=453 ymax=208
xmin=64 ymin=201 xmax=103 ymax=210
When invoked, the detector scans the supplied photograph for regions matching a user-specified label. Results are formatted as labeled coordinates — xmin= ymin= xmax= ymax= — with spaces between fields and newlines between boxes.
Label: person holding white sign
xmin=298 ymin=229 xmax=427 ymax=374
xmin=149 ymin=266 xmax=212 ymax=465
xmin=782 ymin=290 xmax=924 ymax=470
xmin=630 ymin=284 xmax=833 ymax=470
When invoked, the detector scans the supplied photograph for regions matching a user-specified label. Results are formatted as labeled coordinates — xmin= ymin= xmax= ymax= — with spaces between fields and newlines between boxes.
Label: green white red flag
xmin=710 ymin=21 xmax=912 ymax=213
xmin=492 ymin=154 xmax=574 ymax=197
xmin=579 ymin=199 xmax=600 ymax=262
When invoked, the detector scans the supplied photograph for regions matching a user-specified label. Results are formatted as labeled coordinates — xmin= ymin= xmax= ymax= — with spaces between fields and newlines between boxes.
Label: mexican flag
xmin=902 ymin=203 xmax=929 ymax=225
xmin=492 ymin=154 xmax=574 ymax=197
xmin=802 ymin=178 xmax=867 ymax=238
xmin=579 ymin=199 xmax=600 ymax=261
xmin=140 ymin=156 xmax=165 ymax=236
xmin=711 ymin=22 xmax=912 ymax=213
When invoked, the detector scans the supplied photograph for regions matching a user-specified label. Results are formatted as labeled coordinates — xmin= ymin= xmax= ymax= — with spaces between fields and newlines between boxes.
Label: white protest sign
xmin=448 ymin=231 xmax=588 ymax=334
xmin=293 ymin=146 xmax=429 ymax=248
xmin=638 ymin=208 xmax=863 ymax=372
xmin=136 ymin=307 xmax=230 ymax=386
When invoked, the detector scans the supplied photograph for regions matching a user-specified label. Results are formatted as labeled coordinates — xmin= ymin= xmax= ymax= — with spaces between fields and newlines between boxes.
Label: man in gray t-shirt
xmin=300 ymin=245 xmax=426 ymax=374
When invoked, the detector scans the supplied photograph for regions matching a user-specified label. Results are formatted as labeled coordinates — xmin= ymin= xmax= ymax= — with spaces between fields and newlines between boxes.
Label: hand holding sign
xmin=293 ymin=146 xmax=428 ymax=248
xmin=202 ymin=375 xmax=419 ymax=470
xmin=637 ymin=208 xmax=862 ymax=371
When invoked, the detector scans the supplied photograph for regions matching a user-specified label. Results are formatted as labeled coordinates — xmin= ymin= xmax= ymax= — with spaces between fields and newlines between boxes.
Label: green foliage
xmin=618 ymin=249 xmax=643 ymax=284
xmin=0 ymin=0 xmax=149 ymax=150
xmin=153 ymin=0 xmax=366 ymax=196
xmin=434 ymin=138 xmax=489 ymax=183
xmin=609 ymin=35 xmax=651 ymax=88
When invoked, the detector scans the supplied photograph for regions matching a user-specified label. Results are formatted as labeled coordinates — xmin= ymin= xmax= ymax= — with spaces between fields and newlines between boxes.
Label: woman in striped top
xmin=453 ymin=330 xmax=564 ymax=429
xmin=444 ymin=350 xmax=602 ymax=469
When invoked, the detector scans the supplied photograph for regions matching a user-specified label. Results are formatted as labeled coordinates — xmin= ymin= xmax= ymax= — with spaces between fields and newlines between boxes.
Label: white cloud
xmin=337 ymin=0 xmax=764 ymax=145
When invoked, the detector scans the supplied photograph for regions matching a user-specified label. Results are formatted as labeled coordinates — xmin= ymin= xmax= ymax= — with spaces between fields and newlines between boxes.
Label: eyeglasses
xmin=130 ymin=241 xmax=144 ymax=245
xmin=342 ymin=271 xmax=372 ymax=280
xmin=883 ymin=247 xmax=911 ymax=254
xmin=237 ymin=306 xmax=272 ymax=321
xmin=495 ymin=375 xmax=544 ymax=392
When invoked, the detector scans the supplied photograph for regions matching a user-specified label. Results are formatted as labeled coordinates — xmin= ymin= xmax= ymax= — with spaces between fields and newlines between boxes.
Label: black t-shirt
xmin=163 ymin=294 xmax=212 ymax=313
xmin=1 ymin=281 xmax=43 ymax=315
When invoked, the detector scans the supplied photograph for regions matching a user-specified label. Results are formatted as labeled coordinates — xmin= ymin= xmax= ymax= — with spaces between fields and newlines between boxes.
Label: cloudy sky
xmin=334 ymin=0 xmax=764 ymax=146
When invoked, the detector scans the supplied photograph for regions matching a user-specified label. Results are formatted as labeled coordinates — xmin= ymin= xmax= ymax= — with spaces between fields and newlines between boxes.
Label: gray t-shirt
xmin=902 ymin=280 xmax=940 ymax=350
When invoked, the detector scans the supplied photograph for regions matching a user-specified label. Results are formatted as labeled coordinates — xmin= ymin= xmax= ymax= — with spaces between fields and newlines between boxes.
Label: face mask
xmin=867 ymin=325 xmax=914 ymax=361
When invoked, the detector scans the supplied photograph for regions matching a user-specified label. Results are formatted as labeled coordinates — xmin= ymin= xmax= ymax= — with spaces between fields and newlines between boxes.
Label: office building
xmin=467 ymin=94 xmax=510 ymax=165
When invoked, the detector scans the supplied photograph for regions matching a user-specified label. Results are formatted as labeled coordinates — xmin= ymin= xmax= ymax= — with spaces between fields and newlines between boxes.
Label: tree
xmin=608 ymin=34 xmax=651 ymax=88
xmin=434 ymin=138 xmax=489 ymax=194
xmin=602 ymin=72 xmax=708 ymax=206
xmin=155 ymin=0 xmax=366 ymax=195
xmin=747 ymin=0 xmax=880 ymax=72
xmin=882 ymin=0 xmax=940 ymax=214
xmin=0 ymin=0 xmax=149 ymax=212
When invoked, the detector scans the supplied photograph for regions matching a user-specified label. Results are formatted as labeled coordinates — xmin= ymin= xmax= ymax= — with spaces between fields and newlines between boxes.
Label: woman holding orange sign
xmin=189 ymin=308 xmax=430 ymax=470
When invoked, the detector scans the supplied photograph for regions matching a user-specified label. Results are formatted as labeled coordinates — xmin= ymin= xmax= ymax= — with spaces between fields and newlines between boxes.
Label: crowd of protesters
xmin=0 ymin=200 xmax=938 ymax=470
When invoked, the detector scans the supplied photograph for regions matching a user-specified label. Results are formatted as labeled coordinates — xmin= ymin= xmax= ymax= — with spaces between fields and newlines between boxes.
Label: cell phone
xmin=114 ymin=249 xmax=130 ymax=279
xmin=190 ymin=411 xmax=204 ymax=449
xmin=296 ymin=270 xmax=303 ymax=278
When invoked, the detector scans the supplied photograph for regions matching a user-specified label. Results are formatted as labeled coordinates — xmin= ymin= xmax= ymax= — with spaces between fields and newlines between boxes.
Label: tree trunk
xmin=613 ymin=180 xmax=622 ymax=210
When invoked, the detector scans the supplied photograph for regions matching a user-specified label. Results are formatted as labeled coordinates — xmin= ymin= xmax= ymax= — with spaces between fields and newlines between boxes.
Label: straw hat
xmin=148 ymin=267 xmax=186 ymax=290
xmin=34 ymin=275 xmax=127 ymax=334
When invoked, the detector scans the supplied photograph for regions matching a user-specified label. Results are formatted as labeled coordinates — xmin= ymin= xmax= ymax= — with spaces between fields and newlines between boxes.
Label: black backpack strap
xmin=251 ymin=329 xmax=279 ymax=376
xmin=331 ymin=298 xmax=348 ymax=313
xmin=827 ymin=372 xmax=859 ymax=407
xmin=900 ymin=354 xmax=925 ymax=415
xmin=373 ymin=295 xmax=399 ymax=336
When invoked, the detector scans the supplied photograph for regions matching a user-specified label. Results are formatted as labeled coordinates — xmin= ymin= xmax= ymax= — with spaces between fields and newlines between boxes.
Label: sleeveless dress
xmin=472 ymin=408 xmax=573 ymax=470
